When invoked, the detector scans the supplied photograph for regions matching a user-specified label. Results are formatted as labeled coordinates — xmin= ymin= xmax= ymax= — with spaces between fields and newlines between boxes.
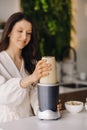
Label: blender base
xmin=37 ymin=110 xmax=61 ymax=120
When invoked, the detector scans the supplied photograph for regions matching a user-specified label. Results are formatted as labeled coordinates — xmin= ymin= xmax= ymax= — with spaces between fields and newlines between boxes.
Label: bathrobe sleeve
xmin=30 ymin=84 xmax=39 ymax=115
xmin=0 ymin=51 xmax=28 ymax=107
xmin=0 ymin=74 xmax=27 ymax=107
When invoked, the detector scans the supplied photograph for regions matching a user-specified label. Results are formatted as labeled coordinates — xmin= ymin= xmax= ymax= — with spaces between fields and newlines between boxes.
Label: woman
xmin=0 ymin=12 xmax=51 ymax=122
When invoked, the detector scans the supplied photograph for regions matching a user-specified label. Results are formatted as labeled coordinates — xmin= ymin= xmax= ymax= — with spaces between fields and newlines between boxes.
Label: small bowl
xmin=65 ymin=101 xmax=83 ymax=114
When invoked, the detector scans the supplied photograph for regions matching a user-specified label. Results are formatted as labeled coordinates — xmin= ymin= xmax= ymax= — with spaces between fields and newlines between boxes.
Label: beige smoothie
xmin=40 ymin=56 xmax=57 ymax=84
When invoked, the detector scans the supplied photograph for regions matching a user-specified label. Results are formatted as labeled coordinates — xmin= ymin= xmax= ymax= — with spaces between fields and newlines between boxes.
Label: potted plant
xmin=21 ymin=0 xmax=72 ymax=61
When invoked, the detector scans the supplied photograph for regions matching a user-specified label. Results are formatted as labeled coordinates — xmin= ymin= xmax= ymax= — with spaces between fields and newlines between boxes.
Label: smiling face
xmin=8 ymin=19 xmax=32 ymax=50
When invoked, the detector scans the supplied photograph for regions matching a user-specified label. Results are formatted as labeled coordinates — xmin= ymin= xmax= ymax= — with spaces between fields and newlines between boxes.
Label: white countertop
xmin=0 ymin=110 xmax=87 ymax=130
xmin=59 ymin=86 xmax=87 ymax=94
xmin=59 ymin=79 xmax=87 ymax=94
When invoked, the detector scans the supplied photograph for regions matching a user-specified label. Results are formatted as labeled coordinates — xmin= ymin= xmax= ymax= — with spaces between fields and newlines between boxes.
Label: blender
xmin=37 ymin=56 xmax=61 ymax=120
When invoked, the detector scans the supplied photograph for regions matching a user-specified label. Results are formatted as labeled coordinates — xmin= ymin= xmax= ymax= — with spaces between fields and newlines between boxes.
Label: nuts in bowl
xmin=65 ymin=101 xmax=83 ymax=114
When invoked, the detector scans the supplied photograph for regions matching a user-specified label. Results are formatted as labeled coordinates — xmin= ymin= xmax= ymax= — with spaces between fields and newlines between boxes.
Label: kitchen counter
xmin=0 ymin=110 xmax=87 ymax=130
xmin=59 ymin=79 xmax=87 ymax=94
xmin=59 ymin=85 xmax=87 ymax=94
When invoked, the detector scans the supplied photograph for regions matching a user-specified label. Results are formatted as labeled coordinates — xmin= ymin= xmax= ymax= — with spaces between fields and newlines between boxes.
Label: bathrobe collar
xmin=0 ymin=51 xmax=26 ymax=78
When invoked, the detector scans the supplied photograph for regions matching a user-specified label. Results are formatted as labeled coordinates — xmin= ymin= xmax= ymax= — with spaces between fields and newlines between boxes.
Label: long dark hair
xmin=0 ymin=12 xmax=39 ymax=74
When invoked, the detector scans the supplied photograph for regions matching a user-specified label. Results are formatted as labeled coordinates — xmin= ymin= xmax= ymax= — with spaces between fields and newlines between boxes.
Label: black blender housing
xmin=38 ymin=83 xmax=59 ymax=112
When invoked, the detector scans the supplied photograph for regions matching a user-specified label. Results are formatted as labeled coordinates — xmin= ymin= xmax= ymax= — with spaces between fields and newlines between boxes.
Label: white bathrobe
xmin=0 ymin=51 xmax=39 ymax=123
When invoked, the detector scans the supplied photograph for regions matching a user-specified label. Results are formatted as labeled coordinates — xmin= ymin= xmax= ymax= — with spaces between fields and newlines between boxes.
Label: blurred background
xmin=0 ymin=0 xmax=87 ymax=82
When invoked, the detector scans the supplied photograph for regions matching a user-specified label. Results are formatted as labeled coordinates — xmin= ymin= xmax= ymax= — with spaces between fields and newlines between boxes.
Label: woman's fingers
xmin=36 ymin=59 xmax=51 ymax=78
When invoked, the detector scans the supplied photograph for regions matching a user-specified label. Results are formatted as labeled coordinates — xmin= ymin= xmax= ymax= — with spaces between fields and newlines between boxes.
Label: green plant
xmin=21 ymin=0 xmax=72 ymax=61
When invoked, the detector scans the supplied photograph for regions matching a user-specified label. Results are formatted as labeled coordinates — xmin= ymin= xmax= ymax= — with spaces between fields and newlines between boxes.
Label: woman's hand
xmin=20 ymin=59 xmax=51 ymax=88
xmin=57 ymin=99 xmax=62 ymax=110
xmin=31 ymin=59 xmax=51 ymax=82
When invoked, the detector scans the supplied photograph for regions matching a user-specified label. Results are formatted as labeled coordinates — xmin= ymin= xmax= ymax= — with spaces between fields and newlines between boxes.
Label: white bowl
xmin=65 ymin=101 xmax=83 ymax=114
